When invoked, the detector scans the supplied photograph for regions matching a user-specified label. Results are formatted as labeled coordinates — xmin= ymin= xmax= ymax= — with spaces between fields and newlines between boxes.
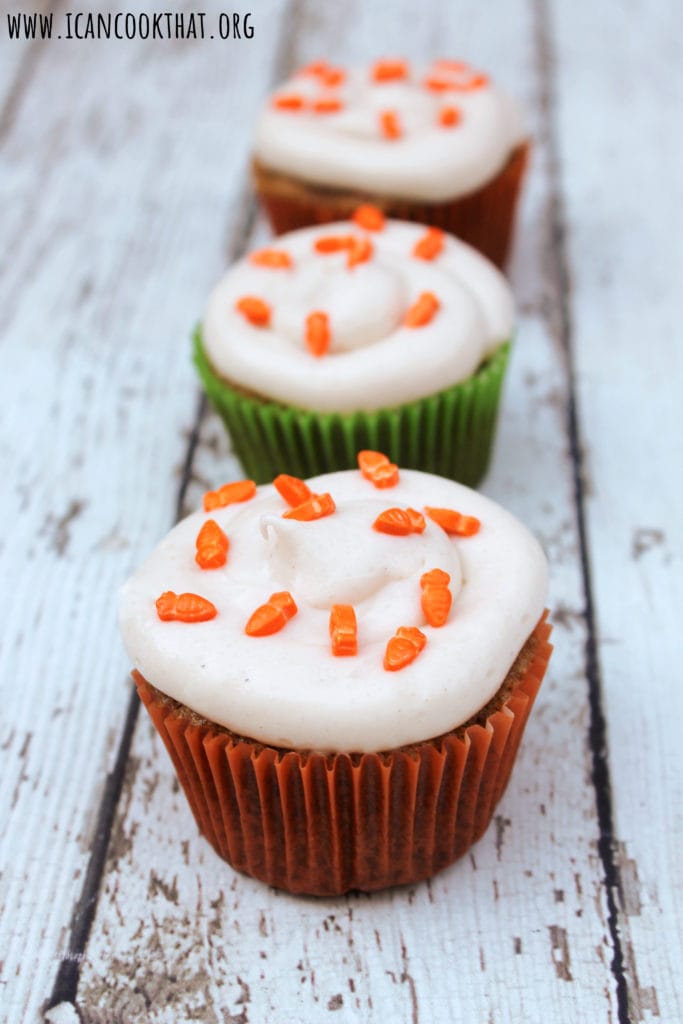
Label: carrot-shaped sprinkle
xmin=250 ymin=248 xmax=293 ymax=269
xmin=195 ymin=519 xmax=229 ymax=569
xmin=313 ymin=97 xmax=344 ymax=114
xmin=352 ymin=204 xmax=386 ymax=231
xmin=420 ymin=569 xmax=452 ymax=627
xmin=458 ymin=72 xmax=489 ymax=91
xmin=379 ymin=110 xmax=402 ymax=139
xmin=298 ymin=60 xmax=330 ymax=76
xmin=245 ymin=591 xmax=298 ymax=637
xmin=273 ymin=473 xmax=312 ymax=507
xmin=203 ymin=479 xmax=256 ymax=512
xmin=423 ymin=76 xmax=454 ymax=92
xmin=372 ymin=59 xmax=409 ymax=82
xmin=373 ymin=507 xmax=425 ymax=536
xmin=235 ymin=295 xmax=271 ymax=327
xmin=347 ymin=236 xmax=373 ymax=269
xmin=371 ymin=462 xmax=400 ymax=488
xmin=329 ymin=604 xmax=358 ymax=657
xmin=283 ymin=492 xmax=336 ymax=521
xmin=272 ymin=93 xmax=306 ymax=111
xmin=305 ymin=310 xmax=331 ymax=357
xmin=156 ymin=591 xmax=217 ymax=623
xmin=357 ymin=449 xmax=399 ymax=488
xmin=413 ymin=227 xmax=445 ymax=261
xmin=314 ymin=234 xmax=354 ymax=253
xmin=404 ymin=291 xmax=440 ymax=328
xmin=433 ymin=59 xmax=469 ymax=73
xmin=439 ymin=105 xmax=462 ymax=128
xmin=384 ymin=626 xmax=427 ymax=671
xmin=321 ymin=66 xmax=345 ymax=87
xmin=424 ymin=506 xmax=481 ymax=536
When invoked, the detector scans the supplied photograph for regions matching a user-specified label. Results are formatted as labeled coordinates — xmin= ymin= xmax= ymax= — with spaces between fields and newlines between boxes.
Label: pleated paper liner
xmin=135 ymin=612 xmax=552 ymax=896
xmin=252 ymin=142 xmax=530 ymax=269
xmin=193 ymin=329 xmax=510 ymax=487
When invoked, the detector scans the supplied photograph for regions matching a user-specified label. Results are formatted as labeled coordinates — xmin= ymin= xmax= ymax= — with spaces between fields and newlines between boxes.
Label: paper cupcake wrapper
xmin=135 ymin=612 xmax=552 ymax=896
xmin=253 ymin=142 xmax=530 ymax=268
xmin=193 ymin=329 xmax=510 ymax=487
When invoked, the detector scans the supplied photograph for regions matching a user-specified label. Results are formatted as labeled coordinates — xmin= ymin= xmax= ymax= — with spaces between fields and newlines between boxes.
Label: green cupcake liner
xmin=193 ymin=328 xmax=510 ymax=487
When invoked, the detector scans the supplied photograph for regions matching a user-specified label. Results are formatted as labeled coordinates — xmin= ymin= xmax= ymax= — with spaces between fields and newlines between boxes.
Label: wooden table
xmin=1 ymin=2 xmax=680 ymax=1021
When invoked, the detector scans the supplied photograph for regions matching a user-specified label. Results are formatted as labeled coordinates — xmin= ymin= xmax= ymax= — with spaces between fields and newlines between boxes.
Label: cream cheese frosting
xmin=202 ymin=218 xmax=514 ymax=413
xmin=253 ymin=59 xmax=526 ymax=202
xmin=119 ymin=468 xmax=547 ymax=753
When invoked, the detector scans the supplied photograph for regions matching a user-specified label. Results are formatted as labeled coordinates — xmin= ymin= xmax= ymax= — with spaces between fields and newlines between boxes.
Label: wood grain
xmin=1 ymin=0 xmax=679 ymax=1021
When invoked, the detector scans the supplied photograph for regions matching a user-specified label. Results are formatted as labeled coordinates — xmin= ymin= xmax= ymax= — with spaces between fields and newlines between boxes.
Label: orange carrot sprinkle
xmin=424 ymin=76 xmax=453 ymax=92
xmin=421 ymin=568 xmax=451 ymax=587
xmin=352 ymin=204 xmax=386 ymax=232
xmin=379 ymin=110 xmax=402 ymax=139
xmin=347 ymin=236 xmax=373 ymax=269
xmin=245 ymin=591 xmax=298 ymax=637
xmin=250 ymin=248 xmax=293 ymax=269
xmin=298 ymin=60 xmax=330 ymax=76
xmin=404 ymin=291 xmax=440 ymax=328
xmin=384 ymin=626 xmax=427 ymax=671
xmin=313 ymin=97 xmax=344 ymax=114
xmin=433 ymin=59 xmax=469 ymax=73
xmin=439 ymin=105 xmax=462 ymax=128
xmin=195 ymin=519 xmax=229 ymax=570
xmin=283 ymin=492 xmax=336 ymax=521
xmin=373 ymin=507 xmax=425 ymax=536
xmin=372 ymin=59 xmax=409 ymax=82
xmin=357 ymin=449 xmax=400 ymax=488
xmin=156 ymin=591 xmax=217 ymax=623
xmin=203 ymin=479 xmax=256 ymax=512
xmin=321 ymin=67 xmax=345 ymax=87
xmin=424 ymin=506 xmax=481 ymax=536
xmin=459 ymin=72 xmax=489 ymax=91
xmin=272 ymin=93 xmax=306 ymax=111
xmin=358 ymin=450 xmax=389 ymax=476
xmin=420 ymin=568 xmax=452 ymax=627
xmin=329 ymin=604 xmax=358 ymax=657
xmin=235 ymin=295 xmax=271 ymax=327
xmin=305 ymin=310 xmax=331 ymax=357
xmin=371 ymin=463 xmax=400 ymax=488
xmin=314 ymin=234 xmax=354 ymax=253
xmin=413 ymin=227 xmax=445 ymax=261
xmin=273 ymin=473 xmax=312 ymax=507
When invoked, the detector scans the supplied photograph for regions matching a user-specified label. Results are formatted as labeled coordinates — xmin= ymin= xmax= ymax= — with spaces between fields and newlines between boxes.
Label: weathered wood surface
xmin=0 ymin=0 xmax=680 ymax=1021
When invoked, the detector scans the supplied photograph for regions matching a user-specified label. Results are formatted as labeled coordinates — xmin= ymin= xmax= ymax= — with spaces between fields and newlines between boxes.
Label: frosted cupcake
xmin=120 ymin=460 xmax=552 ymax=895
xmin=194 ymin=213 xmax=514 ymax=486
xmin=252 ymin=58 xmax=529 ymax=266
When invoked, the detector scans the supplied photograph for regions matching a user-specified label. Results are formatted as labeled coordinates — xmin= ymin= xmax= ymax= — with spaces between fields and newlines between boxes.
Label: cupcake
xmin=195 ymin=214 xmax=514 ymax=486
xmin=119 ymin=460 xmax=552 ymax=896
xmin=252 ymin=58 xmax=529 ymax=267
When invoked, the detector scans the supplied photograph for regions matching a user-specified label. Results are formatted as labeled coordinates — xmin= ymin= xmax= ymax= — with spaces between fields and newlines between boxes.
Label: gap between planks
xmin=533 ymin=1 xmax=630 ymax=1021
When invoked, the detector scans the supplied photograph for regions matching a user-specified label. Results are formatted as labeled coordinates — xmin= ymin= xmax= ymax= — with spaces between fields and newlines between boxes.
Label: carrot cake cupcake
xmin=195 ymin=213 xmax=514 ymax=486
xmin=252 ymin=58 xmax=529 ymax=266
xmin=120 ymin=460 xmax=552 ymax=895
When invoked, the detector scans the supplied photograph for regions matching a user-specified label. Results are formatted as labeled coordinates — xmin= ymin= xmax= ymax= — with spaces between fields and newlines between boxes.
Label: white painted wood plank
xmin=551 ymin=1 xmax=683 ymax=1019
xmin=72 ymin=2 xmax=619 ymax=1021
xmin=0 ymin=3 xmax=291 ymax=1019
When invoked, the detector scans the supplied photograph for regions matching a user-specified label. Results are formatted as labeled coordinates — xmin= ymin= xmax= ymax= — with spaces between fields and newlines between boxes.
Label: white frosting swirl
xmin=253 ymin=61 xmax=526 ymax=201
xmin=202 ymin=219 xmax=514 ymax=413
xmin=119 ymin=469 xmax=547 ymax=752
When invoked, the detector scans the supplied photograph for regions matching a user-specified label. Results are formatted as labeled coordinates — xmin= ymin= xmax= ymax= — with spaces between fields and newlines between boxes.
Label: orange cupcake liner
xmin=253 ymin=142 xmax=530 ymax=269
xmin=135 ymin=610 xmax=552 ymax=896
